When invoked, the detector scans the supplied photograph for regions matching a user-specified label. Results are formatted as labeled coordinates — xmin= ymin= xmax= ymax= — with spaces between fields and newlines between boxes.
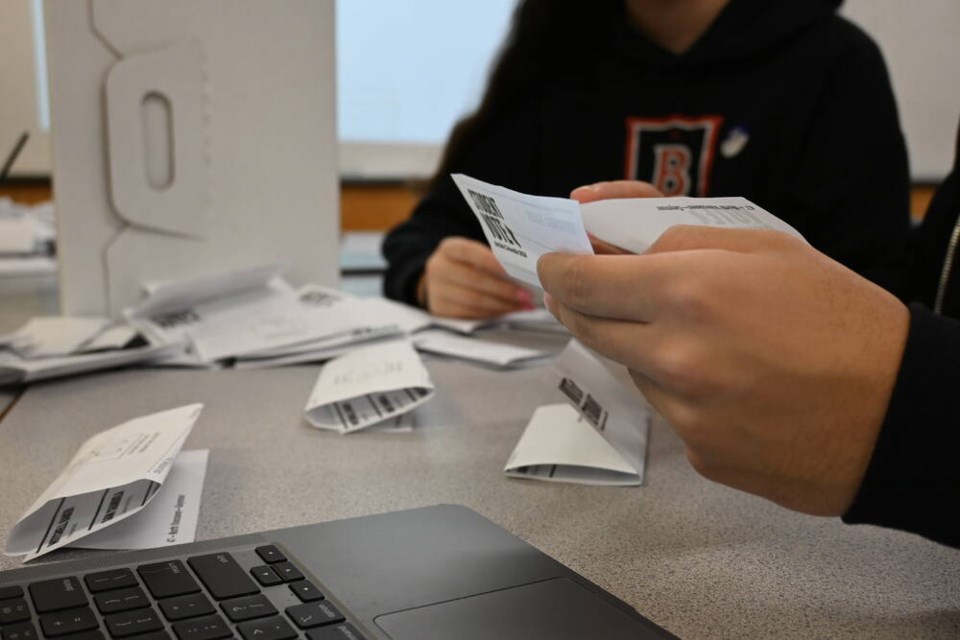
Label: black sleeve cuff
xmin=843 ymin=304 xmax=960 ymax=548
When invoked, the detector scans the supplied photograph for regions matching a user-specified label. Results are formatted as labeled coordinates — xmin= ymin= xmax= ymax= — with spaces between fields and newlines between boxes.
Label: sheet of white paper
xmin=552 ymin=340 xmax=651 ymax=482
xmin=451 ymin=173 xmax=594 ymax=287
xmin=81 ymin=324 xmax=140 ymax=352
xmin=4 ymin=404 xmax=203 ymax=560
xmin=10 ymin=316 xmax=112 ymax=358
xmin=498 ymin=308 xmax=568 ymax=334
xmin=71 ymin=449 xmax=208 ymax=550
xmin=414 ymin=330 xmax=548 ymax=367
xmin=0 ymin=342 xmax=179 ymax=386
xmin=452 ymin=174 xmax=806 ymax=288
xmin=505 ymin=404 xmax=640 ymax=486
xmin=304 ymin=341 xmax=434 ymax=433
xmin=581 ymin=196 xmax=804 ymax=254
xmin=233 ymin=335 xmax=408 ymax=370
xmin=132 ymin=263 xmax=284 ymax=319
xmin=428 ymin=316 xmax=490 ymax=335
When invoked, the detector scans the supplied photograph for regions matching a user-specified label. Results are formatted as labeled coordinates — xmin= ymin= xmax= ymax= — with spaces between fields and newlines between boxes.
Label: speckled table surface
xmin=1 ymin=341 xmax=959 ymax=639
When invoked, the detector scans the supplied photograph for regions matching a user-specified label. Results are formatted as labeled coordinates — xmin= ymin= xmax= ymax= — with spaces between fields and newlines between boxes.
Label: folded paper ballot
xmin=413 ymin=330 xmax=548 ymax=368
xmin=550 ymin=340 xmax=652 ymax=484
xmin=505 ymin=404 xmax=645 ymax=486
xmin=304 ymin=341 xmax=435 ymax=434
xmin=452 ymin=173 xmax=804 ymax=288
xmin=4 ymin=404 xmax=202 ymax=561
xmin=71 ymin=449 xmax=208 ymax=551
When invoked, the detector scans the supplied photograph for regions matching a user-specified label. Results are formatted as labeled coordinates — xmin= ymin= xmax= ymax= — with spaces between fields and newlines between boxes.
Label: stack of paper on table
xmin=0 ymin=316 xmax=176 ymax=386
xmin=126 ymin=264 xmax=418 ymax=367
xmin=4 ymin=405 xmax=207 ymax=561
xmin=505 ymin=340 xmax=653 ymax=486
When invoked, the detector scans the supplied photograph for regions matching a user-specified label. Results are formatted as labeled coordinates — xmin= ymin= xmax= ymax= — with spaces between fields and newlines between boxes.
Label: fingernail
xmin=517 ymin=289 xmax=533 ymax=303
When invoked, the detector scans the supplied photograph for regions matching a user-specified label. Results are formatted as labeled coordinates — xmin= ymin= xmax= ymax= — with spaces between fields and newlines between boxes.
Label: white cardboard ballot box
xmin=45 ymin=0 xmax=340 ymax=316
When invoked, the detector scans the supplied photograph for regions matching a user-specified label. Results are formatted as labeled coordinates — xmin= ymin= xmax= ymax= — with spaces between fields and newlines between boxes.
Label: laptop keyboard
xmin=0 ymin=545 xmax=365 ymax=640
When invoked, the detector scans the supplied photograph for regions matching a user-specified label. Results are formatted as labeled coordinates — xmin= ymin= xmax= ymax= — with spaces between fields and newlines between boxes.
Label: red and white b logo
xmin=624 ymin=116 xmax=722 ymax=196
xmin=652 ymin=144 xmax=692 ymax=196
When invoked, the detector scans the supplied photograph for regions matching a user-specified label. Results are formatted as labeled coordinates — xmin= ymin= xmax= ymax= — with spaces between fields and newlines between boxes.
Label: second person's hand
xmin=418 ymin=236 xmax=533 ymax=319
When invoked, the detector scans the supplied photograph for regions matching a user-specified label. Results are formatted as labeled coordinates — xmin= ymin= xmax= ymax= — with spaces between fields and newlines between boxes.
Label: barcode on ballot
xmin=467 ymin=189 xmax=522 ymax=248
xmin=558 ymin=378 xmax=609 ymax=431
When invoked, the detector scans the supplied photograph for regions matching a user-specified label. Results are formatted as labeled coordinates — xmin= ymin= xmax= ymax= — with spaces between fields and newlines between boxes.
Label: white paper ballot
xmin=71 ymin=449 xmax=208 ymax=550
xmin=551 ymin=340 xmax=650 ymax=483
xmin=452 ymin=174 xmax=804 ymax=288
xmin=9 ymin=316 xmax=112 ymax=358
xmin=580 ymin=196 xmax=804 ymax=255
xmin=452 ymin=173 xmax=594 ymax=287
xmin=414 ymin=330 xmax=548 ymax=368
xmin=0 ymin=342 xmax=180 ymax=387
xmin=4 ymin=404 xmax=203 ymax=561
xmin=505 ymin=404 xmax=643 ymax=486
xmin=304 ymin=341 xmax=435 ymax=434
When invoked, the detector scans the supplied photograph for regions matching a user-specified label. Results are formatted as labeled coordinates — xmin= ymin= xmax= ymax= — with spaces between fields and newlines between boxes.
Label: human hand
xmin=572 ymin=180 xmax=664 ymax=255
xmin=419 ymin=236 xmax=533 ymax=318
xmin=570 ymin=179 xmax=664 ymax=204
xmin=538 ymin=226 xmax=910 ymax=516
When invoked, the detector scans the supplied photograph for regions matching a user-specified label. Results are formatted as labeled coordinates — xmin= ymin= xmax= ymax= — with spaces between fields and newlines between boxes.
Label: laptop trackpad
xmin=374 ymin=577 xmax=666 ymax=639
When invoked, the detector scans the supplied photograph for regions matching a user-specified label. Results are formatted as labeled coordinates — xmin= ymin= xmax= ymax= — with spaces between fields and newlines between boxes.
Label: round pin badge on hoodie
xmin=721 ymin=126 xmax=750 ymax=158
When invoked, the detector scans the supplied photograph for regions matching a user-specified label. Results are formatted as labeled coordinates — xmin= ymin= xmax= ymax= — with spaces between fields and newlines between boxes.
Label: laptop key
xmin=272 ymin=562 xmax=303 ymax=583
xmin=38 ymin=606 xmax=98 ymax=637
xmin=56 ymin=632 xmax=105 ymax=640
xmin=221 ymin=593 xmax=277 ymax=622
xmin=85 ymin=569 xmax=139 ymax=594
xmin=290 ymin=581 xmax=324 ymax=603
xmin=0 ymin=586 xmax=24 ymax=601
xmin=286 ymin=601 xmax=345 ymax=629
xmin=94 ymin=586 xmax=150 ymax=614
xmin=188 ymin=553 xmax=259 ymax=601
xmin=250 ymin=565 xmax=282 ymax=587
xmin=255 ymin=546 xmax=286 ymax=564
xmin=305 ymin=623 xmax=366 ymax=640
xmin=171 ymin=613 xmax=232 ymax=640
xmin=138 ymin=561 xmax=200 ymax=599
xmin=104 ymin=607 xmax=164 ymax=638
xmin=237 ymin=616 xmax=298 ymax=640
xmin=29 ymin=577 xmax=88 ymax=612
xmin=103 ymin=607 xmax=163 ymax=638
xmin=0 ymin=599 xmax=30 ymax=624
xmin=159 ymin=593 xmax=215 ymax=621
xmin=0 ymin=621 xmax=38 ymax=640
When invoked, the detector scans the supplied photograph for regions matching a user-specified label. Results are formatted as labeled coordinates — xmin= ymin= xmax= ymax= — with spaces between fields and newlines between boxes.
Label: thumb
xmin=646 ymin=225 xmax=802 ymax=255
xmin=570 ymin=180 xmax=664 ymax=204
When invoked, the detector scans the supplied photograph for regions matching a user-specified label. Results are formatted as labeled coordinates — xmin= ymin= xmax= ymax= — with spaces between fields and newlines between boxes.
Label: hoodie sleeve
xmin=778 ymin=21 xmax=911 ymax=283
xmin=381 ymin=100 xmax=543 ymax=306
xmin=843 ymin=304 xmax=960 ymax=548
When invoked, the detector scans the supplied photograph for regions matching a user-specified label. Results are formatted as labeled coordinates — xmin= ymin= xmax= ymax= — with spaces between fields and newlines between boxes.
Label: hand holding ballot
xmin=451 ymin=173 xmax=804 ymax=291
xmin=536 ymin=179 xmax=910 ymax=517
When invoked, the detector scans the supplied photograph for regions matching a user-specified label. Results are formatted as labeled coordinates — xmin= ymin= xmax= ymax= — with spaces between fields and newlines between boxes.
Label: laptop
xmin=0 ymin=504 xmax=678 ymax=639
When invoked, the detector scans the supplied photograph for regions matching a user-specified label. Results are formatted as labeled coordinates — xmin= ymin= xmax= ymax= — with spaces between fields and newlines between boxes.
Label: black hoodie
xmin=382 ymin=0 xmax=911 ymax=306
xmin=843 ymin=119 xmax=960 ymax=548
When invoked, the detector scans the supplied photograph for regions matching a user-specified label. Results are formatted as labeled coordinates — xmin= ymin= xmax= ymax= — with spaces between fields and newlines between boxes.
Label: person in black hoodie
xmin=536 ymin=120 xmax=960 ymax=549
xmin=382 ymin=0 xmax=910 ymax=318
